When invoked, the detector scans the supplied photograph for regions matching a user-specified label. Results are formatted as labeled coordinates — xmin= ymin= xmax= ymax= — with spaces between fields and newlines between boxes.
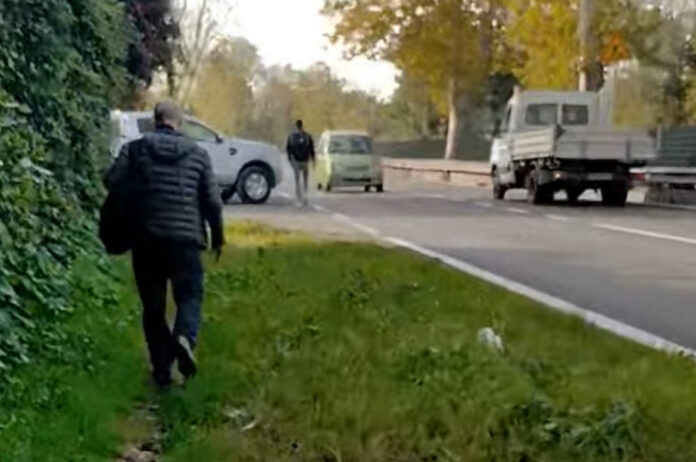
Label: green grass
xmin=3 ymin=223 xmax=696 ymax=461
xmin=0 ymin=257 xmax=150 ymax=462
xmin=157 ymin=223 xmax=696 ymax=461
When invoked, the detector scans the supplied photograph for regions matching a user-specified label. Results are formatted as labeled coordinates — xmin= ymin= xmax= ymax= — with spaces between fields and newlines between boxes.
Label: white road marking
xmin=331 ymin=213 xmax=380 ymax=237
xmin=417 ymin=193 xmax=447 ymax=200
xmin=385 ymin=237 xmax=696 ymax=359
xmin=506 ymin=207 xmax=530 ymax=215
xmin=315 ymin=206 xmax=696 ymax=359
xmin=546 ymin=214 xmax=571 ymax=222
xmin=593 ymin=223 xmax=696 ymax=247
xmin=473 ymin=201 xmax=494 ymax=208
xmin=312 ymin=204 xmax=330 ymax=213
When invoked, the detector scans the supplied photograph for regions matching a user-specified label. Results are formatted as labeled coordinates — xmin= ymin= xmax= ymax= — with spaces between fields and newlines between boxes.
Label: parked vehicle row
xmin=110 ymin=112 xmax=385 ymax=204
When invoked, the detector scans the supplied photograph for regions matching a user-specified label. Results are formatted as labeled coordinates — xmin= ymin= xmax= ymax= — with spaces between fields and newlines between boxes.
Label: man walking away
xmin=105 ymin=101 xmax=224 ymax=387
xmin=286 ymin=120 xmax=315 ymax=207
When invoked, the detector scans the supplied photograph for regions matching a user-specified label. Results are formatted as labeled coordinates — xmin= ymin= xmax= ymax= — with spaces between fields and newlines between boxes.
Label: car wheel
xmin=326 ymin=182 xmax=333 ymax=192
xmin=364 ymin=185 xmax=371 ymax=192
xmin=237 ymin=165 xmax=272 ymax=204
xmin=376 ymin=184 xmax=384 ymax=193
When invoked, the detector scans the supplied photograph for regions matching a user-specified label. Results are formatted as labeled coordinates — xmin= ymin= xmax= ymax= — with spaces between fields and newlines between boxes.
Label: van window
xmin=562 ymin=104 xmax=589 ymax=125
xmin=525 ymin=104 xmax=558 ymax=126
xmin=329 ymin=135 xmax=372 ymax=154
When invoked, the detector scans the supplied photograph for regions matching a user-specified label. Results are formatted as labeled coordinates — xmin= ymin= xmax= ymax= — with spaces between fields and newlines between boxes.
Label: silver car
xmin=110 ymin=111 xmax=284 ymax=204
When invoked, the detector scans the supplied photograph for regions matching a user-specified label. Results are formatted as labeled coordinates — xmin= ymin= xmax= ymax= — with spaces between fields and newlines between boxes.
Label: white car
xmin=110 ymin=110 xmax=284 ymax=204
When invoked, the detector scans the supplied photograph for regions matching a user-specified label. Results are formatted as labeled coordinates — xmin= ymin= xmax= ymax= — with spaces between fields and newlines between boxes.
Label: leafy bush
xmin=0 ymin=0 xmax=133 ymax=385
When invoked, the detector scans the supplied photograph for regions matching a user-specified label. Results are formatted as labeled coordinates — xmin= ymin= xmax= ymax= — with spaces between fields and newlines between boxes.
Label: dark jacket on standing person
xmin=286 ymin=128 xmax=315 ymax=163
xmin=105 ymin=125 xmax=224 ymax=250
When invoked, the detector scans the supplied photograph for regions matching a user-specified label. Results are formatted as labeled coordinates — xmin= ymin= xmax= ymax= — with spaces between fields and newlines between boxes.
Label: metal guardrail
xmin=381 ymin=158 xmax=491 ymax=187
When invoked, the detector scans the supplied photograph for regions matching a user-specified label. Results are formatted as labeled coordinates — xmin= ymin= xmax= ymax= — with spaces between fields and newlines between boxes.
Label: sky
xmin=231 ymin=0 xmax=400 ymax=99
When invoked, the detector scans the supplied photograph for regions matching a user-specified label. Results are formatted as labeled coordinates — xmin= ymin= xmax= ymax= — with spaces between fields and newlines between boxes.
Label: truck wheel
xmin=601 ymin=184 xmax=628 ymax=207
xmin=492 ymin=172 xmax=507 ymax=200
xmin=566 ymin=187 xmax=584 ymax=204
xmin=237 ymin=165 xmax=272 ymax=204
xmin=527 ymin=173 xmax=553 ymax=205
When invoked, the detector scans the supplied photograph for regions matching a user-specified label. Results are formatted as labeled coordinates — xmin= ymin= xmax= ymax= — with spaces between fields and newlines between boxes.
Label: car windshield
xmin=329 ymin=135 xmax=372 ymax=154
xmin=525 ymin=104 xmax=558 ymax=126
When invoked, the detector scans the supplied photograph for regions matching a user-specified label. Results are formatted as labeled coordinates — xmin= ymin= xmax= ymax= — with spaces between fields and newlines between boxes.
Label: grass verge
xmin=157 ymin=223 xmax=696 ymax=461
xmin=3 ymin=222 xmax=696 ymax=461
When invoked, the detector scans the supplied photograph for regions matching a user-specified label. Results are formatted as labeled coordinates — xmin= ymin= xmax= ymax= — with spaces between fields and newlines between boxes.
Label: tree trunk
xmin=444 ymin=78 xmax=462 ymax=160
xmin=578 ymin=0 xmax=594 ymax=91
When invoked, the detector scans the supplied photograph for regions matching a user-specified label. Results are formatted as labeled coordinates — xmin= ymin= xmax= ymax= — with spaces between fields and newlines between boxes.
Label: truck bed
xmin=510 ymin=127 xmax=655 ymax=163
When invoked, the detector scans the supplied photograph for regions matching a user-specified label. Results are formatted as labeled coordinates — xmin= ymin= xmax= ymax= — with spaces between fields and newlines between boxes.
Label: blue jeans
xmin=132 ymin=238 xmax=203 ymax=377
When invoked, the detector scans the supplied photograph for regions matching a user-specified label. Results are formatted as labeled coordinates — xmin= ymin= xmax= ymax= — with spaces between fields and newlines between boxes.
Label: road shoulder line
xmin=320 ymin=207 xmax=696 ymax=359
xmin=385 ymin=237 xmax=695 ymax=359
xmin=594 ymin=223 xmax=696 ymax=246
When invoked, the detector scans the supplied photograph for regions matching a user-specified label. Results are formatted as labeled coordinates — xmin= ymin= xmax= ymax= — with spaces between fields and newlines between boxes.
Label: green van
xmin=313 ymin=131 xmax=384 ymax=192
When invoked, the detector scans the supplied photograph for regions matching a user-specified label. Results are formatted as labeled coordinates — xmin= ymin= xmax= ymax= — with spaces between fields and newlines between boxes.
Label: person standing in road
xmin=286 ymin=119 xmax=315 ymax=207
xmin=105 ymin=101 xmax=224 ymax=387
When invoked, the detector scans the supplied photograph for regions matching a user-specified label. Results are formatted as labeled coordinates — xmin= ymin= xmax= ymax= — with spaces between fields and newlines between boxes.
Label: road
xmin=226 ymin=163 xmax=696 ymax=351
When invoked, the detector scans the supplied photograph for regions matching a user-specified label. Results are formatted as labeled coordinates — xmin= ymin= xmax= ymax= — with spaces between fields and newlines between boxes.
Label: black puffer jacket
xmin=105 ymin=126 xmax=224 ymax=249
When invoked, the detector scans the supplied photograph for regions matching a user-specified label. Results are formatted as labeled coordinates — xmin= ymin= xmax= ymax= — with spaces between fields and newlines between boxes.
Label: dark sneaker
xmin=175 ymin=336 xmax=197 ymax=379
xmin=153 ymin=371 xmax=173 ymax=389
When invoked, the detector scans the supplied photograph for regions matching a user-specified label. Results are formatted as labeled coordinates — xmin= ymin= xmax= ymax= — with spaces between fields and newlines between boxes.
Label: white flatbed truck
xmin=490 ymin=89 xmax=655 ymax=206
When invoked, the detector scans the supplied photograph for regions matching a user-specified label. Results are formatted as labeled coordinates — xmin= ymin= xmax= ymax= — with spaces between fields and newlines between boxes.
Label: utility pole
xmin=578 ymin=0 xmax=594 ymax=91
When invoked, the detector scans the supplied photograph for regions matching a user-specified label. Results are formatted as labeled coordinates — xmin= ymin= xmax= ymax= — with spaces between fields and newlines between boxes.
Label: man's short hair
xmin=154 ymin=101 xmax=183 ymax=126
xmin=295 ymin=119 xmax=303 ymax=129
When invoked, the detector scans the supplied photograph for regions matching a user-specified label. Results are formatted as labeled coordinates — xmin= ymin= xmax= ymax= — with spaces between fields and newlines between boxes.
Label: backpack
xmin=289 ymin=131 xmax=312 ymax=162
xmin=99 ymin=140 xmax=146 ymax=255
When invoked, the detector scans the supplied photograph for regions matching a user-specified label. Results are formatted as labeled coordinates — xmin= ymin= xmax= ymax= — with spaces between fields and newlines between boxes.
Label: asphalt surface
xmin=226 ymin=162 xmax=696 ymax=350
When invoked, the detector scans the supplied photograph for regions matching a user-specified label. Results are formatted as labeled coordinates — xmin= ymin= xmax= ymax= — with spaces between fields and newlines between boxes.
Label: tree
xmin=324 ymin=0 xmax=508 ymax=159
xmin=189 ymin=38 xmax=260 ymax=136
xmin=174 ymin=0 xmax=234 ymax=105
xmin=385 ymin=75 xmax=441 ymax=139
xmin=505 ymin=0 xmax=581 ymax=89
xmin=119 ymin=0 xmax=180 ymax=96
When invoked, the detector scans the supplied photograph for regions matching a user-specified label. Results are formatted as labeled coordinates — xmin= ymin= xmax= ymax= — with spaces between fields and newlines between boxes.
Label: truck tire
xmin=566 ymin=186 xmax=584 ymax=204
xmin=237 ymin=165 xmax=272 ymax=204
xmin=492 ymin=172 xmax=507 ymax=200
xmin=601 ymin=183 xmax=628 ymax=207
xmin=527 ymin=172 xmax=553 ymax=205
